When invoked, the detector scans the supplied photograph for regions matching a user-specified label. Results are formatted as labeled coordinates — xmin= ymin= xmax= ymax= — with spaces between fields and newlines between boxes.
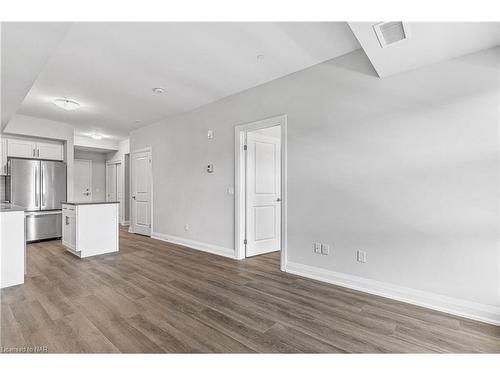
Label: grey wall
xmin=130 ymin=47 xmax=500 ymax=308
xmin=74 ymin=149 xmax=107 ymax=201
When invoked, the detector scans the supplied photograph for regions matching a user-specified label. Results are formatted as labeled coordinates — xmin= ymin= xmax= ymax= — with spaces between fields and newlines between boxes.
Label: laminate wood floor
xmin=1 ymin=227 xmax=499 ymax=353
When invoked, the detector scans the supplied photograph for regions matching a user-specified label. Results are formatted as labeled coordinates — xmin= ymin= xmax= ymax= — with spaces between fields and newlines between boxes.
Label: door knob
xmin=132 ymin=195 xmax=136 ymax=199
xmin=276 ymin=198 xmax=281 ymax=202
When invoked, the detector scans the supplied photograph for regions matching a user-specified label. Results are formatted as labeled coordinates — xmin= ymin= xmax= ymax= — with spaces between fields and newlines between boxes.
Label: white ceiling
xmin=349 ymin=22 xmax=500 ymax=77
xmin=1 ymin=22 xmax=71 ymax=129
xmin=8 ymin=22 xmax=361 ymax=140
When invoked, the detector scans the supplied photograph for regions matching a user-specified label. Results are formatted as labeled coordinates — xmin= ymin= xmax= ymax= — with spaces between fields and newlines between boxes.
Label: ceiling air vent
xmin=373 ymin=22 xmax=410 ymax=48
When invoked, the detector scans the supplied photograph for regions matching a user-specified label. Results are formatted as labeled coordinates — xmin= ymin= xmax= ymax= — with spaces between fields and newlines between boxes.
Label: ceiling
xmin=348 ymin=22 xmax=500 ymax=77
xmin=1 ymin=22 xmax=71 ymax=129
xmin=3 ymin=22 xmax=499 ymax=141
xmin=5 ymin=22 xmax=361 ymax=140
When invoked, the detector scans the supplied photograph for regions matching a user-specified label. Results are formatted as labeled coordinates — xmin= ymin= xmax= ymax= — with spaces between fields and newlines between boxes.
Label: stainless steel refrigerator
xmin=8 ymin=158 xmax=67 ymax=241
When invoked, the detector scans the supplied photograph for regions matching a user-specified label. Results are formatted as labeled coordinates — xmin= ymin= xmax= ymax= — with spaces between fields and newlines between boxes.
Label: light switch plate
xmin=207 ymin=129 xmax=214 ymax=139
xmin=227 ymin=187 xmax=234 ymax=195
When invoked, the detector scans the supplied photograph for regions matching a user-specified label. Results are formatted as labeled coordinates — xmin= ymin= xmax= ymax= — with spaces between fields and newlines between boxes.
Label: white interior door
xmin=131 ymin=150 xmax=151 ymax=236
xmin=116 ymin=163 xmax=124 ymax=223
xmin=246 ymin=132 xmax=281 ymax=257
xmin=74 ymin=159 xmax=92 ymax=202
xmin=106 ymin=164 xmax=117 ymax=201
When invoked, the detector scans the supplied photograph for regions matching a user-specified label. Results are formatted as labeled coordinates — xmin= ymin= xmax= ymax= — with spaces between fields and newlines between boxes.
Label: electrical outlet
xmin=184 ymin=224 xmax=190 ymax=231
xmin=321 ymin=244 xmax=330 ymax=255
xmin=357 ymin=250 xmax=367 ymax=263
xmin=314 ymin=242 xmax=321 ymax=254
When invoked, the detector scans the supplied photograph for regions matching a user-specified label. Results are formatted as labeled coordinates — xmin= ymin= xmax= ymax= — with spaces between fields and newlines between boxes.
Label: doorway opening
xmin=74 ymin=159 xmax=92 ymax=202
xmin=235 ymin=115 xmax=287 ymax=271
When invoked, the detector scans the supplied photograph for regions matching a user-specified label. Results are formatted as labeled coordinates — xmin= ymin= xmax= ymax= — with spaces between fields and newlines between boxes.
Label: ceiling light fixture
xmin=53 ymin=98 xmax=80 ymax=111
xmin=152 ymin=87 xmax=165 ymax=94
xmin=90 ymin=133 xmax=103 ymax=140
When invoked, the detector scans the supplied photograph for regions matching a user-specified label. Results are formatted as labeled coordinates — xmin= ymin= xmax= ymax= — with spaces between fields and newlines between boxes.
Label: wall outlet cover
xmin=314 ymin=242 xmax=321 ymax=253
xmin=357 ymin=250 xmax=367 ymax=263
xmin=321 ymin=244 xmax=330 ymax=255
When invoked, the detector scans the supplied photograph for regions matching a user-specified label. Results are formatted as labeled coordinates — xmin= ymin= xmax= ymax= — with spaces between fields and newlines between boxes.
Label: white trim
xmin=234 ymin=114 xmax=287 ymax=267
xmin=120 ymin=220 xmax=130 ymax=226
xmin=151 ymin=232 xmax=236 ymax=259
xmin=285 ymin=261 xmax=500 ymax=326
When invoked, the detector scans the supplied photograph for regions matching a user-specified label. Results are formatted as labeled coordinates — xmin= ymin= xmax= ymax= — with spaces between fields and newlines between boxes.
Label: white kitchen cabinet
xmin=0 ymin=136 xmax=7 ymax=175
xmin=37 ymin=142 xmax=64 ymax=160
xmin=6 ymin=138 xmax=36 ymax=158
xmin=7 ymin=138 xmax=63 ymax=161
xmin=62 ymin=202 xmax=119 ymax=258
xmin=1 ymin=208 xmax=25 ymax=288
xmin=62 ymin=206 xmax=77 ymax=251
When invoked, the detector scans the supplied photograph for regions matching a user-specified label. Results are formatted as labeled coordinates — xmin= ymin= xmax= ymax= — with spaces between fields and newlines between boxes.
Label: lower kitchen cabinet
xmin=62 ymin=202 xmax=119 ymax=258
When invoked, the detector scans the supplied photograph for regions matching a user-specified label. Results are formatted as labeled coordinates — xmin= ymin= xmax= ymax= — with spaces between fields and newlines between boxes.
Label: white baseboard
xmin=120 ymin=221 xmax=130 ymax=226
xmin=151 ymin=231 xmax=236 ymax=259
xmin=285 ymin=261 xmax=500 ymax=326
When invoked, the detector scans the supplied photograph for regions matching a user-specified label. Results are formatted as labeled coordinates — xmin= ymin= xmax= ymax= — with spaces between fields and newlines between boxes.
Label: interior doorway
xmin=106 ymin=161 xmax=123 ymax=221
xmin=235 ymin=115 xmax=287 ymax=269
xmin=74 ymin=159 xmax=92 ymax=202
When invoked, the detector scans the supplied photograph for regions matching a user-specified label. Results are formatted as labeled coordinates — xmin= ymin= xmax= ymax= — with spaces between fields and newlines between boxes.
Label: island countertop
xmin=62 ymin=201 xmax=119 ymax=206
xmin=0 ymin=203 xmax=26 ymax=212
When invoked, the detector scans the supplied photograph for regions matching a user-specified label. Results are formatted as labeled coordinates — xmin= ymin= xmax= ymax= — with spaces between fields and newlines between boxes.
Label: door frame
xmin=234 ymin=114 xmax=287 ymax=271
xmin=106 ymin=160 xmax=123 ymax=222
xmin=130 ymin=146 xmax=153 ymax=236
xmin=74 ymin=159 xmax=93 ymax=202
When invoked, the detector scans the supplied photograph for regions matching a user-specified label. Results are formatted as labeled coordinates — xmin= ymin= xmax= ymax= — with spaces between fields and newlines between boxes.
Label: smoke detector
xmin=373 ymin=22 xmax=410 ymax=48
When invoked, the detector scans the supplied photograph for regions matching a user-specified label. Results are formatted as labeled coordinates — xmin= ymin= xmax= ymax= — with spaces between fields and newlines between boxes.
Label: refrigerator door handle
xmin=41 ymin=164 xmax=45 ymax=208
xmin=34 ymin=165 xmax=39 ymax=207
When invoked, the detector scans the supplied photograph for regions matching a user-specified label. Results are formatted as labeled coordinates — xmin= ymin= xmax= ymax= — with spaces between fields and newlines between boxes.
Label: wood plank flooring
xmin=1 ymin=227 xmax=499 ymax=353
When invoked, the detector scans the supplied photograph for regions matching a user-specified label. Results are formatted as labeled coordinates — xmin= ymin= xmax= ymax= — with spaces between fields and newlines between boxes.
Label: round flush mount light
xmin=152 ymin=87 xmax=165 ymax=94
xmin=53 ymin=98 xmax=80 ymax=111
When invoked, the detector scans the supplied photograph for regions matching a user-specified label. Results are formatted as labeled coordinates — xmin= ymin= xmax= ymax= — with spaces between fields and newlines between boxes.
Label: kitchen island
xmin=62 ymin=201 xmax=119 ymax=258
xmin=0 ymin=203 xmax=25 ymax=288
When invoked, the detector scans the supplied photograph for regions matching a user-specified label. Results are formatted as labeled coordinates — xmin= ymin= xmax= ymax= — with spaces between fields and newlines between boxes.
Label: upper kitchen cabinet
xmin=0 ymin=136 xmax=7 ymax=175
xmin=37 ymin=142 xmax=64 ymax=160
xmin=6 ymin=138 xmax=35 ymax=159
xmin=7 ymin=138 xmax=63 ymax=161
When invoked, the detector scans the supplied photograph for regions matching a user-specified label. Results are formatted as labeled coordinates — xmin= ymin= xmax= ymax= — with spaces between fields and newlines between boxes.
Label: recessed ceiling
xmin=349 ymin=22 xmax=500 ymax=77
xmin=1 ymin=22 xmax=71 ymax=129
xmin=7 ymin=22 xmax=361 ymax=139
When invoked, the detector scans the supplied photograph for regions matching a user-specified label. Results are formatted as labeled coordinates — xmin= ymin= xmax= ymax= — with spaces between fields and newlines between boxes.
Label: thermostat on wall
xmin=207 ymin=164 xmax=214 ymax=173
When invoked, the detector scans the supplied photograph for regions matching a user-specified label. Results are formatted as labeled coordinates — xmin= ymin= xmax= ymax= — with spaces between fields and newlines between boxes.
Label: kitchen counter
xmin=0 ymin=203 xmax=26 ymax=212
xmin=61 ymin=201 xmax=119 ymax=205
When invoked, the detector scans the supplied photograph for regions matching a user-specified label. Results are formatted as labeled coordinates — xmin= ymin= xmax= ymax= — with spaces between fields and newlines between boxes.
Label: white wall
xmin=130 ymin=47 xmax=500 ymax=322
xmin=74 ymin=149 xmax=107 ymax=201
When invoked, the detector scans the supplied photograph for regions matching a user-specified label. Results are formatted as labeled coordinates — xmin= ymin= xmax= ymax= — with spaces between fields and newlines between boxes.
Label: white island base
xmin=62 ymin=202 xmax=119 ymax=258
